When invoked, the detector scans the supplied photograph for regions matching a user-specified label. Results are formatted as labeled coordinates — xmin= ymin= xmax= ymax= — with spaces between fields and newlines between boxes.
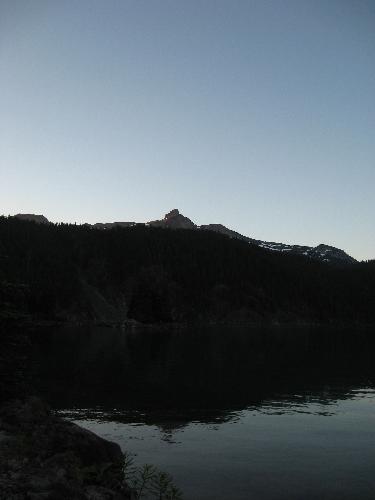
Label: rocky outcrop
xmin=14 ymin=214 xmax=50 ymax=224
xmin=148 ymin=209 xmax=196 ymax=230
xmin=0 ymin=398 xmax=133 ymax=499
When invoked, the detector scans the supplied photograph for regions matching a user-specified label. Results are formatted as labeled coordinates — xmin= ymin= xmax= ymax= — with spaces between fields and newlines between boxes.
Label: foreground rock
xmin=0 ymin=398 xmax=133 ymax=499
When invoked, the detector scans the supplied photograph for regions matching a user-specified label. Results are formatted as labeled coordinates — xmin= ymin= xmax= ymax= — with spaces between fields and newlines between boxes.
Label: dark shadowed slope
xmin=0 ymin=216 xmax=374 ymax=325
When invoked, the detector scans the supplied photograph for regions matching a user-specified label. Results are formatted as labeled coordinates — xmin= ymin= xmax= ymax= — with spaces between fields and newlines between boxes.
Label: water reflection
xmin=31 ymin=324 xmax=375 ymax=420
xmin=57 ymin=386 xmax=375 ymax=432
xmin=56 ymin=386 xmax=375 ymax=499
xmin=30 ymin=326 xmax=375 ymax=499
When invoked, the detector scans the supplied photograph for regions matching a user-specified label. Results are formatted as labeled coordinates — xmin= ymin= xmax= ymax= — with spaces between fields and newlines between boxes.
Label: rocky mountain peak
xmin=310 ymin=244 xmax=357 ymax=264
xmin=165 ymin=209 xmax=180 ymax=219
xmin=148 ymin=209 xmax=196 ymax=230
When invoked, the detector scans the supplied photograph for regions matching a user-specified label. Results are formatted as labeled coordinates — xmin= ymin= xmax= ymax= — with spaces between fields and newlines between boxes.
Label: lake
xmin=30 ymin=325 xmax=375 ymax=499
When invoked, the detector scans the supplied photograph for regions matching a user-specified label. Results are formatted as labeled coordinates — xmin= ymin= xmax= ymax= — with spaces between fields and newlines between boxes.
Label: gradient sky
xmin=1 ymin=0 xmax=374 ymax=260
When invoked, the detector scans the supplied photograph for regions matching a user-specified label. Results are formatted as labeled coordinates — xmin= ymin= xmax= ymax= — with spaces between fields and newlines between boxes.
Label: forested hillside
xmin=0 ymin=216 xmax=374 ymax=325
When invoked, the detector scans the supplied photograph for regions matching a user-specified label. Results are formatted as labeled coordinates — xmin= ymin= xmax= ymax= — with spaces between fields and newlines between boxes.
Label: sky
xmin=1 ymin=0 xmax=374 ymax=260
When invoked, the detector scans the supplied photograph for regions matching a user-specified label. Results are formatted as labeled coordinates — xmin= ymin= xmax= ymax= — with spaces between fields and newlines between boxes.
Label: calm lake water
xmin=31 ymin=325 xmax=375 ymax=499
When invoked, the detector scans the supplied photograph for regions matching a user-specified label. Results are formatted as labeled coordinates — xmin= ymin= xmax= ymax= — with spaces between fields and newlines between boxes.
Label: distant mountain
xmin=150 ymin=209 xmax=356 ymax=265
xmin=12 ymin=209 xmax=356 ymax=265
xmin=200 ymin=223 xmax=356 ymax=265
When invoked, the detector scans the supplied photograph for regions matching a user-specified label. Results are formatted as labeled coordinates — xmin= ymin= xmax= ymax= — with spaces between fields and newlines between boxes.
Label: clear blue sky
xmin=1 ymin=0 xmax=374 ymax=260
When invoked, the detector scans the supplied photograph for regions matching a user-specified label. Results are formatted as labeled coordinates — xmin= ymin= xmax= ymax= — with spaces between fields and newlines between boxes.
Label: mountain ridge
xmin=13 ymin=210 xmax=357 ymax=265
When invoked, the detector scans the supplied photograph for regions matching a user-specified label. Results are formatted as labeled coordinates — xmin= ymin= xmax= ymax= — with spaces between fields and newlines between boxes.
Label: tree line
xmin=0 ymin=216 xmax=374 ymax=325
